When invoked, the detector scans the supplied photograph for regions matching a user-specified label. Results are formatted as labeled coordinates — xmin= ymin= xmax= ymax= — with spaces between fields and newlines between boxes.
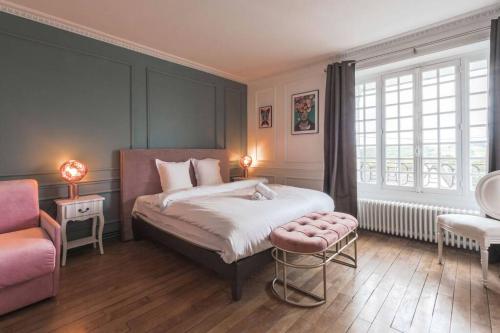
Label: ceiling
xmin=2 ymin=0 xmax=498 ymax=82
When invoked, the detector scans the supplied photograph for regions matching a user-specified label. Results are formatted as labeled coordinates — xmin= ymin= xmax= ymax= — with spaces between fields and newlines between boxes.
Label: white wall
xmin=247 ymin=61 xmax=328 ymax=190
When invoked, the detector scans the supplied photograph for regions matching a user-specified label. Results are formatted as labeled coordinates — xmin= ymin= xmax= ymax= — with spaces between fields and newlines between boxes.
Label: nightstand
xmin=55 ymin=195 xmax=105 ymax=266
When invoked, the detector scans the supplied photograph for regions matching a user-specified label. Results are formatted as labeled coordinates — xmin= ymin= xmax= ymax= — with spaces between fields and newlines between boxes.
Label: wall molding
xmin=145 ymin=67 xmax=218 ymax=149
xmin=335 ymin=4 xmax=499 ymax=65
xmin=0 ymin=0 xmax=245 ymax=84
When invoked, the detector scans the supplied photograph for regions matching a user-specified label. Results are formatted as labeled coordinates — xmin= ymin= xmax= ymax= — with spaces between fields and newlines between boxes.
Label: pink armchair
xmin=0 ymin=179 xmax=61 ymax=315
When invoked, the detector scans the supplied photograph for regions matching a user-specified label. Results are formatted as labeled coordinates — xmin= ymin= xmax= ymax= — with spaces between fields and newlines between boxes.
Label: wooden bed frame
xmin=120 ymin=148 xmax=273 ymax=300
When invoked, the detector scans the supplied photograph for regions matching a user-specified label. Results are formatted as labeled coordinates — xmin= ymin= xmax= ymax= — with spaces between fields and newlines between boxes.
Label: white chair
xmin=437 ymin=170 xmax=500 ymax=287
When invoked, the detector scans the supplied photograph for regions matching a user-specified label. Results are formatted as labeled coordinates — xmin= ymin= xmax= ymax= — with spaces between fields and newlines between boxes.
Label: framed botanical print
xmin=291 ymin=90 xmax=319 ymax=135
xmin=259 ymin=105 xmax=272 ymax=128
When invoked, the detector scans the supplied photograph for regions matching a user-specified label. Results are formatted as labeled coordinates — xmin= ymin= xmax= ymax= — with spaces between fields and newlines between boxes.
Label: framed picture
xmin=291 ymin=90 xmax=319 ymax=135
xmin=258 ymin=105 xmax=272 ymax=128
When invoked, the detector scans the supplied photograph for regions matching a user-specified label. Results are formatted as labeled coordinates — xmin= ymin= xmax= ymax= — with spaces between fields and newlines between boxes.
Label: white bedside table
xmin=55 ymin=194 xmax=105 ymax=266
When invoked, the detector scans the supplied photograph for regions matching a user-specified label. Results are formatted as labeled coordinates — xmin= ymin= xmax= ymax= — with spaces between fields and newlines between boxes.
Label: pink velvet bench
xmin=270 ymin=211 xmax=358 ymax=307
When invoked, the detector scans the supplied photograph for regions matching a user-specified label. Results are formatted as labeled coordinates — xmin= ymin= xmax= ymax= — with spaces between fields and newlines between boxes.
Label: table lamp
xmin=59 ymin=160 xmax=88 ymax=199
xmin=239 ymin=155 xmax=253 ymax=178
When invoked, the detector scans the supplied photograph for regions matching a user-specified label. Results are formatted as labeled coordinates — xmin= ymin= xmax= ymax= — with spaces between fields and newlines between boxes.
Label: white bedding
xmin=142 ymin=180 xmax=334 ymax=263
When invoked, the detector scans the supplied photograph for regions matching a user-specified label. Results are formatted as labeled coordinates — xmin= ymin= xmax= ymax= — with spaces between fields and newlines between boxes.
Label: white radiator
xmin=357 ymin=199 xmax=481 ymax=251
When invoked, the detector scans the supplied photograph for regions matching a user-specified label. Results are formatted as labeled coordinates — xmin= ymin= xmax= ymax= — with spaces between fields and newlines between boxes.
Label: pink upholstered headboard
xmin=120 ymin=148 xmax=230 ymax=241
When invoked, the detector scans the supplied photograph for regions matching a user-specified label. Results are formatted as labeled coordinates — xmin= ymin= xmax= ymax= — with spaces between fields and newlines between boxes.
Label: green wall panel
xmin=0 ymin=12 xmax=247 ymax=240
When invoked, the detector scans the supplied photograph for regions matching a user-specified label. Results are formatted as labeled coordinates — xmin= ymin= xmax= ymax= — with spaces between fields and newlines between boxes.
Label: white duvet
xmin=159 ymin=180 xmax=334 ymax=263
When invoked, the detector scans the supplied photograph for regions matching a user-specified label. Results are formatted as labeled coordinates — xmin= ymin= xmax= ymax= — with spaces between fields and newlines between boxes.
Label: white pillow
xmin=155 ymin=159 xmax=193 ymax=192
xmin=191 ymin=158 xmax=223 ymax=186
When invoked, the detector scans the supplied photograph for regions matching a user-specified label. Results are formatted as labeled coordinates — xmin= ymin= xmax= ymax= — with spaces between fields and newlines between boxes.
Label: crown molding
xmin=335 ymin=4 xmax=500 ymax=63
xmin=0 ymin=0 xmax=246 ymax=84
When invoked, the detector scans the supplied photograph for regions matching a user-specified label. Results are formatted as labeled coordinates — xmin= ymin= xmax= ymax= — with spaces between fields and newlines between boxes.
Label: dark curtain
xmin=488 ymin=17 xmax=500 ymax=262
xmin=323 ymin=61 xmax=357 ymax=217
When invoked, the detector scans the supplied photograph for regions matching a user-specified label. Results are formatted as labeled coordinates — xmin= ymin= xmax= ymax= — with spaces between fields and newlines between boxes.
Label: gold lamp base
xmin=68 ymin=183 xmax=79 ymax=199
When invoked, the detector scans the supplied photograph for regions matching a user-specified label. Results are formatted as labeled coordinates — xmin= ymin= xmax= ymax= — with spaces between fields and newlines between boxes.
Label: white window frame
xmin=356 ymin=49 xmax=489 ymax=207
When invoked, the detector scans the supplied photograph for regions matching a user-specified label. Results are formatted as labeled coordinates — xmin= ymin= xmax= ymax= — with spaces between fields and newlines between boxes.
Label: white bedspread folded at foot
xmin=162 ymin=181 xmax=334 ymax=263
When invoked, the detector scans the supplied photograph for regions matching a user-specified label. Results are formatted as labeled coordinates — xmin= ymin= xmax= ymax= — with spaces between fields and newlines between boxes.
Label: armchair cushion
xmin=0 ymin=180 xmax=39 ymax=234
xmin=0 ymin=227 xmax=56 ymax=288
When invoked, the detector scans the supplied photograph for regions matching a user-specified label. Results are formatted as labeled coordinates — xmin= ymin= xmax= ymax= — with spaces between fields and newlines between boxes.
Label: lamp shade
xmin=59 ymin=160 xmax=88 ymax=183
xmin=239 ymin=155 xmax=253 ymax=169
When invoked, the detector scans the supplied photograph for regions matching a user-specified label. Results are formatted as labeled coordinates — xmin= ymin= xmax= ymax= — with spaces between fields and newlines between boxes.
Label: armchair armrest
xmin=40 ymin=210 xmax=61 ymax=248
xmin=40 ymin=209 xmax=61 ymax=295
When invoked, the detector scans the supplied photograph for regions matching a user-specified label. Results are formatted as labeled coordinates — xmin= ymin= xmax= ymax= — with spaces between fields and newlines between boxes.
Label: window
xmin=355 ymin=51 xmax=489 ymax=199
xmin=355 ymin=81 xmax=377 ymax=184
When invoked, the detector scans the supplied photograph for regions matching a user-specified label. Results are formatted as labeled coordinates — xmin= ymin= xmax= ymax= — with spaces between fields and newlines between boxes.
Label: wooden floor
xmin=1 ymin=231 xmax=500 ymax=333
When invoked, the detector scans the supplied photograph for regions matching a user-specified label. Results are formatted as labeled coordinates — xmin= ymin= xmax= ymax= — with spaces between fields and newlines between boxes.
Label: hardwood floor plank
xmin=391 ymin=245 xmax=434 ymax=332
xmin=428 ymin=248 xmax=458 ymax=333
xmin=450 ymin=251 xmax=471 ymax=333
xmin=407 ymin=253 xmax=444 ymax=333
xmin=470 ymin=256 xmax=492 ymax=333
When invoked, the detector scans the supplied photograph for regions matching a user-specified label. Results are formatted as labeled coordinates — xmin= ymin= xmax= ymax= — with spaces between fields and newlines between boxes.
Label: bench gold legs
xmin=271 ymin=230 xmax=358 ymax=307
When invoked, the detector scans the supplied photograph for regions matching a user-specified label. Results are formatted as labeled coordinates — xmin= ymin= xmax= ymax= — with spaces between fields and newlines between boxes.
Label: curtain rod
xmin=324 ymin=25 xmax=490 ymax=72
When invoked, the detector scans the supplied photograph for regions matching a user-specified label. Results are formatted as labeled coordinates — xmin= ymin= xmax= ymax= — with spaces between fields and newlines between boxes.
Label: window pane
xmin=439 ymin=97 xmax=455 ymax=112
xmin=386 ymin=119 xmax=398 ymax=131
xmin=386 ymin=105 xmax=398 ymax=118
xmin=469 ymin=76 xmax=487 ymax=94
xmin=386 ymin=92 xmax=398 ymax=104
xmin=400 ymin=103 xmax=413 ymax=117
xmin=400 ymin=89 xmax=413 ymax=103
xmin=423 ymin=115 xmax=437 ymax=129
xmin=423 ymin=144 xmax=438 ymax=158
xmin=439 ymin=82 xmax=455 ymax=97
xmin=400 ymin=131 xmax=413 ymax=144
xmin=423 ymin=129 xmax=438 ymax=143
xmin=400 ymin=145 xmax=413 ymax=158
xmin=365 ymin=107 xmax=376 ymax=120
xmin=386 ymin=145 xmax=398 ymax=158
xmin=366 ymin=133 xmax=376 ymax=145
xmin=365 ymin=120 xmax=376 ymax=132
xmin=470 ymin=93 xmax=487 ymax=109
xmin=440 ymin=113 xmax=455 ymax=127
xmin=400 ymin=117 xmax=413 ymax=130
xmin=386 ymin=132 xmax=398 ymax=145
xmin=423 ymin=85 xmax=437 ymax=99
xmin=470 ymin=126 xmax=487 ymax=142
xmin=423 ymin=160 xmax=438 ymax=173
xmin=440 ymin=144 xmax=456 ymax=158
xmin=469 ymin=110 xmax=487 ymax=126
xmin=366 ymin=95 xmax=376 ymax=107
xmin=440 ymin=128 xmax=455 ymax=143
xmin=470 ymin=142 xmax=487 ymax=158
xmin=423 ymin=100 xmax=438 ymax=114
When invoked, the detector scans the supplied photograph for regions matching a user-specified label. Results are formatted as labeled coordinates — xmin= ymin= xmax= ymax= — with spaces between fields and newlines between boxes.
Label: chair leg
xmin=437 ymin=227 xmax=443 ymax=264
xmin=480 ymin=245 xmax=489 ymax=288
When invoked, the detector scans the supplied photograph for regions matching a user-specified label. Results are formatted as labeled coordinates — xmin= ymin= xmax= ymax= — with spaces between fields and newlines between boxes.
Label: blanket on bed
xmin=162 ymin=180 xmax=334 ymax=262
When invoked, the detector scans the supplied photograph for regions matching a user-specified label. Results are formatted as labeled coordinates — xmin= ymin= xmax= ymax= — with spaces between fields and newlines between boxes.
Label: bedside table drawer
xmin=64 ymin=201 xmax=101 ymax=219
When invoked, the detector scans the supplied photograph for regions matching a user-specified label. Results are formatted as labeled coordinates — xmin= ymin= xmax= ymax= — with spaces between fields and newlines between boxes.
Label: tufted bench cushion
xmin=270 ymin=212 xmax=358 ymax=254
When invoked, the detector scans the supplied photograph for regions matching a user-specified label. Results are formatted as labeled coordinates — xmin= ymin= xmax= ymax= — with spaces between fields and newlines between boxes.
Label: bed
xmin=120 ymin=148 xmax=334 ymax=300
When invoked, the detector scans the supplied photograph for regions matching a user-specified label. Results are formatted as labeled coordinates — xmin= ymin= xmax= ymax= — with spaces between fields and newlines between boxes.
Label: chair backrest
xmin=475 ymin=170 xmax=500 ymax=220
xmin=0 ymin=179 xmax=40 ymax=234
